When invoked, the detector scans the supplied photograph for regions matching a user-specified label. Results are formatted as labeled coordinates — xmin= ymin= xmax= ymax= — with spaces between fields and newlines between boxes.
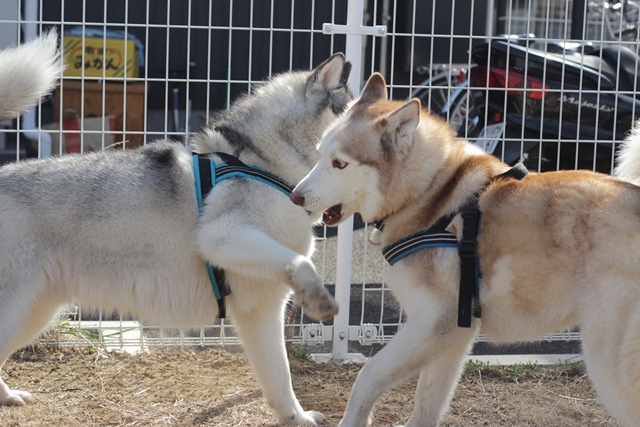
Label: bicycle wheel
xmin=409 ymin=68 xmax=470 ymax=135
xmin=410 ymin=67 xmax=466 ymax=131
xmin=442 ymin=80 xmax=473 ymax=136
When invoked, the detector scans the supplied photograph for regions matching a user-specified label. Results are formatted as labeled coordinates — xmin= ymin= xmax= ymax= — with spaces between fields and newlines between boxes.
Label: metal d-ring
xmin=366 ymin=226 xmax=382 ymax=246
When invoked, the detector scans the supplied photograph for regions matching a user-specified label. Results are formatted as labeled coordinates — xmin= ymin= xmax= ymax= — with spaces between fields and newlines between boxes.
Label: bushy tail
xmin=614 ymin=121 xmax=640 ymax=184
xmin=0 ymin=30 xmax=63 ymax=120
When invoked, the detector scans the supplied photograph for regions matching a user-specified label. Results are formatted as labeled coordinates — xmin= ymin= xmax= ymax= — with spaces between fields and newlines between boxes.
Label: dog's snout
xmin=290 ymin=192 xmax=305 ymax=207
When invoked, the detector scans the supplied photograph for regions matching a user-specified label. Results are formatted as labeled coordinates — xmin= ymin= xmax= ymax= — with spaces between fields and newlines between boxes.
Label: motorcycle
xmin=411 ymin=33 xmax=640 ymax=173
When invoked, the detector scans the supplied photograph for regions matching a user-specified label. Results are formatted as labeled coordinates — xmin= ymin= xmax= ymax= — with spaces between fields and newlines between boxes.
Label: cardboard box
xmin=63 ymin=35 xmax=139 ymax=79
xmin=54 ymin=80 xmax=146 ymax=148
xmin=43 ymin=110 xmax=116 ymax=154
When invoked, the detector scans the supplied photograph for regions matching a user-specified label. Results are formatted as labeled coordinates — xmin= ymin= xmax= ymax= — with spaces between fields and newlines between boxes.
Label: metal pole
xmin=22 ymin=0 xmax=52 ymax=157
xmin=331 ymin=0 xmax=363 ymax=362
xmin=485 ymin=0 xmax=495 ymax=40
xmin=495 ymin=0 xmax=507 ymax=35
xmin=571 ymin=0 xmax=586 ymax=40
xmin=379 ymin=0 xmax=390 ymax=78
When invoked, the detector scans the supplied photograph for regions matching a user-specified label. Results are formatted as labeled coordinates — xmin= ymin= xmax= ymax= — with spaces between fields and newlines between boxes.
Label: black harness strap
xmin=379 ymin=163 xmax=529 ymax=328
xmin=457 ymin=162 xmax=528 ymax=327
xmin=214 ymin=151 xmax=245 ymax=167
xmin=214 ymin=152 xmax=295 ymax=196
xmin=457 ymin=202 xmax=483 ymax=327
xmin=382 ymin=231 xmax=459 ymax=265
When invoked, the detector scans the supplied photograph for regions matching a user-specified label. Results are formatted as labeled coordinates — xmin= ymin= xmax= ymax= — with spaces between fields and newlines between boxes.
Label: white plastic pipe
xmin=21 ymin=0 xmax=52 ymax=157
xmin=331 ymin=0 xmax=364 ymax=362
xmin=485 ymin=0 xmax=495 ymax=41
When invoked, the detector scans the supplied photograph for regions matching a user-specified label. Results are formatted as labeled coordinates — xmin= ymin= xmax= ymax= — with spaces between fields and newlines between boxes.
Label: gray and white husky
xmin=0 ymin=32 xmax=351 ymax=426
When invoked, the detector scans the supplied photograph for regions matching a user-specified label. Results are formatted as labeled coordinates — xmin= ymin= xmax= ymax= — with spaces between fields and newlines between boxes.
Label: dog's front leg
xmin=338 ymin=316 xmax=476 ymax=427
xmin=399 ymin=327 xmax=477 ymax=427
xmin=196 ymin=221 xmax=336 ymax=425
xmin=230 ymin=295 xmax=324 ymax=426
xmin=338 ymin=319 xmax=436 ymax=427
xmin=197 ymin=223 xmax=338 ymax=322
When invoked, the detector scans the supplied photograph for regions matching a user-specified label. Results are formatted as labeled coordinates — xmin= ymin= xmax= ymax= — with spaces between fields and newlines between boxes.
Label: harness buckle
xmin=461 ymin=208 xmax=479 ymax=219
xmin=458 ymin=239 xmax=476 ymax=257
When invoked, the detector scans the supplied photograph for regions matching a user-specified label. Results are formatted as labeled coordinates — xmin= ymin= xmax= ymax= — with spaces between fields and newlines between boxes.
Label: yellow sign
xmin=63 ymin=36 xmax=139 ymax=79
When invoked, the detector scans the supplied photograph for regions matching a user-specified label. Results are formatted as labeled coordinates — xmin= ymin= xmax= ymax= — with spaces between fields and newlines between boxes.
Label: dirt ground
xmin=1 ymin=346 xmax=618 ymax=427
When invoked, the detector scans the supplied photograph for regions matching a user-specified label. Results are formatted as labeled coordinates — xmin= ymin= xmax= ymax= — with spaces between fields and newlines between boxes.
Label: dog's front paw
xmin=298 ymin=286 xmax=339 ymax=322
xmin=338 ymin=413 xmax=373 ymax=427
xmin=0 ymin=389 xmax=34 ymax=406
xmin=289 ymin=257 xmax=339 ymax=322
xmin=282 ymin=409 xmax=325 ymax=426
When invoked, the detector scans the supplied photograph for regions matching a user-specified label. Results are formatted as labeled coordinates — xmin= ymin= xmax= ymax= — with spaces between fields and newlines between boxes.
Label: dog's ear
xmin=307 ymin=53 xmax=353 ymax=114
xmin=356 ymin=73 xmax=387 ymax=105
xmin=307 ymin=53 xmax=347 ymax=93
xmin=386 ymin=98 xmax=421 ymax=152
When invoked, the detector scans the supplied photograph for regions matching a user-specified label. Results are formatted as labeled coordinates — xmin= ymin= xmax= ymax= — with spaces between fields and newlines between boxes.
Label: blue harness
xmin=378 ymin=163 xmax=528 ymax=328
xmin=192 ymin=152 xmax=295 ymax=318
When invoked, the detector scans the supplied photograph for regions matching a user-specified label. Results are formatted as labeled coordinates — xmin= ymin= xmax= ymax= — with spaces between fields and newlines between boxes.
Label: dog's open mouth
xmin=322 ymin=204 xmax=343 ymax=226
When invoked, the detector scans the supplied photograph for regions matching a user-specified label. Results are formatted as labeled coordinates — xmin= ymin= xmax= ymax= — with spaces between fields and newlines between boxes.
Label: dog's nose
xmin=290 ymin=192 xmax=305 ymax=207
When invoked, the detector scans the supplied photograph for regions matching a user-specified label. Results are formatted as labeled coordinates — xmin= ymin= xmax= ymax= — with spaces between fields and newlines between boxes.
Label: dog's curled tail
xmin=0 ymin=30 xmax=63 ymax=121
xmin=614 ymin=121 xmax=640 ymax=184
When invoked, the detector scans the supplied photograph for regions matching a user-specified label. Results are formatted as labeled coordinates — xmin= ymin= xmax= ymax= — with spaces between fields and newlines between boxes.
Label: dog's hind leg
xmin=0 ymin=374 xmax=33 ymax=406
xmin=229 ymin=292 xmax=324 ymax=426
xmin=580 ymin=298 xmax=640 ymax=427
xmin=0 ymin=276 xmax=62 ymax=406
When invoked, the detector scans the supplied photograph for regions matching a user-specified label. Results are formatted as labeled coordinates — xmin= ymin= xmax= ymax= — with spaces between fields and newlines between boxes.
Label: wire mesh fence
xmin=2 ymin=0 xmax=636 ymax=355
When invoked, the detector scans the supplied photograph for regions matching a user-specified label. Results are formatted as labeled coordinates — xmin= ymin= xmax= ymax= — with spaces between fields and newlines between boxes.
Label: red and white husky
xmin=291 ymin=72 xmax=640 ymax=427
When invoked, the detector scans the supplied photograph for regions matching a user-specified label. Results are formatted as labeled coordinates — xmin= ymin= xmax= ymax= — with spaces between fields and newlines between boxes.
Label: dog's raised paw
xmin=299 ymin=287 xmax=339 ymax=322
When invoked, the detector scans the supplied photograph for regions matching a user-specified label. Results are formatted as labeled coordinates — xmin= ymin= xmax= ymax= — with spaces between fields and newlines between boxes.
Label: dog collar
xmin=378 ymin=163 xmax=528 ymax=328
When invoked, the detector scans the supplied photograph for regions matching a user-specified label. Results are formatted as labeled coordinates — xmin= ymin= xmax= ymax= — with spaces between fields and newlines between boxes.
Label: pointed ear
xmin=386 ymin=99 xmax=421 ymax=152
xmin=307 ymin=53 xmax=348 ymax=93
xmin=356 ymin=73 xmax=388 ymax=105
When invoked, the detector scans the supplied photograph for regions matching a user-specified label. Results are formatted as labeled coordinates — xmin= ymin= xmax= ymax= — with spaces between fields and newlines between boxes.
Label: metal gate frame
xmin=4 ymin=0 xmax=626 ymax=358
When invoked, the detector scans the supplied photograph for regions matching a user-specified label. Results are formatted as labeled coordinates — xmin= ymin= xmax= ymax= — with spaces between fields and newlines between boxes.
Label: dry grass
xmin=0 ymin=346 xmax=618 ymax=427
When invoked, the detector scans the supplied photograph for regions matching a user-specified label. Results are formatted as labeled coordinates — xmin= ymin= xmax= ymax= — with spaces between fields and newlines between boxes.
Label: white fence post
xmin=21 ymin=0 xmax=53 ymax=157
xmin=327 ymin=0 xmax=387 ymax=362
xmin=330 ymin=0 xmax=363 ymax=362
xmin=332 ymin=217 xmax=354 ymax=361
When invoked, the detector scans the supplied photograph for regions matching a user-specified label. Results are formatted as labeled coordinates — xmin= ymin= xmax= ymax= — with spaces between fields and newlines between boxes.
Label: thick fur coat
xmin=0 ymin=32 xmax=351 ymax=427
xmin=292 ymin=73 xmax=640 ymax=427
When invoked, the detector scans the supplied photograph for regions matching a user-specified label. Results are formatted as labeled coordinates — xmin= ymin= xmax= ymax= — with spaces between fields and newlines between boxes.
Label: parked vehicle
xmin=410 ymin=32 xmax=640 ymax=173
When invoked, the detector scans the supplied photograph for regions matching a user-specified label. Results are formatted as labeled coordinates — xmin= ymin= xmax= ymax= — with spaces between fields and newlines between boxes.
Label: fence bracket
xmin=303 ymin=323 xmax=332 ymax=345
xmin=348 ymin=324 xmax=379 ymax=345
xmin=322 ymin=23 xmax=387 ymax=37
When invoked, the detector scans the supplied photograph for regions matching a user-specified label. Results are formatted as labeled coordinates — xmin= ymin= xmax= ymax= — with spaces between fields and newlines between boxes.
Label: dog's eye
xmin=332 ymin=159 xmax=348 ymax=170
